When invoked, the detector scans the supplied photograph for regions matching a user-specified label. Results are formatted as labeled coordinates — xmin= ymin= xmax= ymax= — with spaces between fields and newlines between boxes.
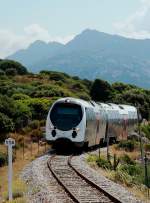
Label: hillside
xmin=0 ymin=62 xmax=150 ymax=203
xmin=0 ymin=60 xmax=150 ymax=143
xmin=7 ymin=29 xmax=150 ymax=88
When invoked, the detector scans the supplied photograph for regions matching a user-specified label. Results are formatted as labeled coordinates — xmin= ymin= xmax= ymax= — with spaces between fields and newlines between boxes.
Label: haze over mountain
xmin=7 ymin=29 xmax=150 ymax=88
xmin=8 ymin=40 xmax=63 ymax=68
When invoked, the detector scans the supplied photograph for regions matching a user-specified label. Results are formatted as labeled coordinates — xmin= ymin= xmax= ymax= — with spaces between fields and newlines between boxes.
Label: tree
xmin=0 ymin=69 xmax=5 ymax=76
xmin=5 ymin=68 xmax=17 ymax=76
xmin=90 ymin=79 xmax=112 ymax=102
xmin=0 ymin=94 xmax=32 ymax=131
xmin=113 ymin=89 xmax=150 ymax=119
xmin=0 ymin=60 xmax=28 ymax=75
xmin=0 ymin=95 xmax=15 ymax=118
xmin=112 ymin=82 xmax=136 ymax=94
xmin=28 ymin=98 xmax=52 ymax=120
xmin=0 ymin=112 xmax=14 ymax=142
xmin=14 ymin=101 xmax=32 ymax=129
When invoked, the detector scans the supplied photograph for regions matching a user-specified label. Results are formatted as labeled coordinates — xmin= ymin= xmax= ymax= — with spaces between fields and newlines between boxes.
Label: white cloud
xmin=113 ymin=0 xmax=150 ymax=39
xmin=24 ymin=24 xmax=50 ymax=42
xmin=0 ymin=24 xmax=74 ymax=58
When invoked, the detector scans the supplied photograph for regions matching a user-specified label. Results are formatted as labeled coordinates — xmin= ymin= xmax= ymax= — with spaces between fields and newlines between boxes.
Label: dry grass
xmin=14 ymin=75 xmax=50 ymax=84
xmin=0 ymin=142 xmax=50 ymax=202
xmin=101 ymin=166 xmax=149 ymax=202
xmin=110 ymin=144 xmax=140 ymax=160
xmin=87 ymin=146 xmax=150 ymax=202
xmin=5 ymin=197 xmax=26 ymax=203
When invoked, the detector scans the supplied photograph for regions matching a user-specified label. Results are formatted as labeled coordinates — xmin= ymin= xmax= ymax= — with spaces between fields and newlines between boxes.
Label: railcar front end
xmin=46 ymin=98 xmax=86 ymax=148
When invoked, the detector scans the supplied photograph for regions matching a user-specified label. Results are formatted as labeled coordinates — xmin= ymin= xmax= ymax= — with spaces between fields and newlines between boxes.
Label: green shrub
xmin=21 ymin=126 xmax=32 ymax=134
xmin=32 ymin=84 xmax=71 ymax=97
xmin=48 ymin=71 xmax=68 ymax=82
xmin=120 ymin=164 xmax=142 ymax=176
xmin=4 ymin=180 xmax=26 ymax=201
xmin=30 ymin=129 xmax=43 ymax=142
xmin=144 ymin=143 xmax=150 ymax=152
xmin=72 ymin=76 xmax=80 ymax=80
xmin=5 ymin=68 xmax=17 ymax=76
xmin=117 ymin=140 xmax=135 ymax=151
xmin=141 ymin=124 xmax=150 ymax=140
xmin=0 ymin=152 xmax=7 ymax=167
xmin=0 ymin=59 xmax=28 ymax=75
xmin=76 ymin=92 xmax=90 ymax=100
xmin=96 ymin=157 xmax=111 ymax=169
xmin=55 ymin=81 xmax=63 ymax=86
xmin=28 ymin=120 xmax=40 ymax=129
xmin=109 ymin=154 xmax=120 ymax=171
xmin=14 ymin=101 xmax=32 ymax=129
xmin=120 ymin=154 xmax=136 ymax=165
xmin=109 ymin=168 xmax=133 ymax=186
xmin=0 ymin=112 xmax=14 ymax=141
xmin=39 ymin=120 xmax=46 ymax=126
xmin=11 ymin=191 xmax=24 ymax=200
xmin=12 ymin=93 xmax=30 ymax=100
xmin=0 ymin=94 xmax=16 ymax=117
xmin=70 ymin=82 xmax=85 ymax=91
xmin=29 ymin=99 xmax=50 ymax=120
xmin=0 ymin=69 xmax=5 ymax=75
xmin=87 ymin=154 xmax=98 ymax=163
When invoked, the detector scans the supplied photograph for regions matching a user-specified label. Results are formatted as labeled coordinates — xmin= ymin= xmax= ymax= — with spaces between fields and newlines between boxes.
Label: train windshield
xmin=50 ymin=102 xmax=83 ymax=131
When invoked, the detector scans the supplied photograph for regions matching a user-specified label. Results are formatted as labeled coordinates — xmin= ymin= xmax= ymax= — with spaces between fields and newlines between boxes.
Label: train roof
xmin=119 ymin=104 xmax=137 ymax=112
xmin=54 ymin=98 xmax=137 ymax=113
xmin=55 ymin=97 xmax=91 ymax=108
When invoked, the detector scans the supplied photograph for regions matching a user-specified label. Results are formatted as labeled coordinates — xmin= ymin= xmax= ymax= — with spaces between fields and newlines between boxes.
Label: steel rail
xmin=47 ymin=155 xmax=80 ymax=203
xmin=48 ymin=154 xmax=122 ymax=203
xmin=68 ymin=155 xmax=122 ymax=203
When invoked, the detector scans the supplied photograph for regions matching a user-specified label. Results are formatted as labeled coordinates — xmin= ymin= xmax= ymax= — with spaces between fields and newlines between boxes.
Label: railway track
xmin=47 ymin=155 xmax=122 ymax=203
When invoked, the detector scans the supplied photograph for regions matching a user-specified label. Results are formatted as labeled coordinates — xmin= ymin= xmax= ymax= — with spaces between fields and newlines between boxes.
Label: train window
xmin=50 ymin=103 xmax=83 ymax=131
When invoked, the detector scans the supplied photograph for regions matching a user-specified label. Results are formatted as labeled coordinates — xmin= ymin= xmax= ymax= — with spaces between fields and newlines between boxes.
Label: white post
xmin=5 ymin=138 xmax=15 ymax=201
xmin=8 ymin=144 xmax=13 ymax=201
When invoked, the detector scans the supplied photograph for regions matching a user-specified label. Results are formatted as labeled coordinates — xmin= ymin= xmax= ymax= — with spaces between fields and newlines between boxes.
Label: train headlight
xmin=49 ymin=125 xmax=56 ymax=130
xmin=72 ymin=130 xmax=77 ymax=138
xmin=49 ymin=125 xmax=54 ymax=130
xmin=76 ymin=128 xmax=80 ymax=132
xmin=52 ymin=129 xmax=56 ymax=137
xmin=72 ymin=127 xmax=80 ymax=132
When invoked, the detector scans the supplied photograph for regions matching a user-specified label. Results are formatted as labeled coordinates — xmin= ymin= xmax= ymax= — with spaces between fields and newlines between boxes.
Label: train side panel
xmin=45 ymin=97 xmax=139 ymax=148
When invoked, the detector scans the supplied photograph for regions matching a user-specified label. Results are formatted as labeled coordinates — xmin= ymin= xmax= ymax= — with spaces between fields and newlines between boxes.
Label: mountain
xmin=7 ymin=40 xmax=64 ymax=70
xmin=7 ymin=29 xmax=150 ymax=88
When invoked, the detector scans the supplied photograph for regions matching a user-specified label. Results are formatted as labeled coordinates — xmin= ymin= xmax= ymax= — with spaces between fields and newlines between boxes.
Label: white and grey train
xmin=46 ymin=97 xmax=138 ymax=148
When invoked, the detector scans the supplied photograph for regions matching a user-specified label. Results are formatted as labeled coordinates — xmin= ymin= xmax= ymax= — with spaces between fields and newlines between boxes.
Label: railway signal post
xmin=5 ymin=138 xmax=15 ymax=201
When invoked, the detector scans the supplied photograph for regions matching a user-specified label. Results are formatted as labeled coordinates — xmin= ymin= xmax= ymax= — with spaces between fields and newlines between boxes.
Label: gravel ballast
xmin=21 ymin=150 xmax=144 ymax=203
xmin=72 ymin=151 xmax=143 ymax=203
xmin=21 ymin=154 xmax=73 ymax=203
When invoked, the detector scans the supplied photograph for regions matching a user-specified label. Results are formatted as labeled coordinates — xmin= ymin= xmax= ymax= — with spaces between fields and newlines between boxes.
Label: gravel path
xmin=21 ymin=154 xmax=73 ymax=203
xmin=21 ymin=150 xmax=145 ymax=203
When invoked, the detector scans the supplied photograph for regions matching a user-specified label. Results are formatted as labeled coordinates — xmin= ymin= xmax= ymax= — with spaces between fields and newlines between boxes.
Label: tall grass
xmin=3 ymin=180 xmax=27 ymax=202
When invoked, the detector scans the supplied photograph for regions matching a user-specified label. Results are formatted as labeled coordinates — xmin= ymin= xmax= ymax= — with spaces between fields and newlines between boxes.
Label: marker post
xmin=5 ymin=138 xmax=15 ymax=201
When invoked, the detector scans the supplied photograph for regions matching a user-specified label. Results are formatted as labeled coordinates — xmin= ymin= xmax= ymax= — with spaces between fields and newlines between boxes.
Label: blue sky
xmin=0 ymin=0 xmax=140 ymax=35
xmin=0 ymin=0 xmax=150 ymax=57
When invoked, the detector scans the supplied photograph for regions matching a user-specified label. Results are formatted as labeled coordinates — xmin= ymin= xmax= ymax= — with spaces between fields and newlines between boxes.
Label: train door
xmin=85 ymin=107 xmax=95 ymax=146
xmin=95 ymin=116 xmax=100 ymax=145
xmin=122 ymin=117 xmax=128 ymax=140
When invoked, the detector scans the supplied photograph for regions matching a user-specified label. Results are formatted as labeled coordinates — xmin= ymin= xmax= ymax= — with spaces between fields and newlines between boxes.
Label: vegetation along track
xmin=47 ymin=155 xmax=122 ymax=203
